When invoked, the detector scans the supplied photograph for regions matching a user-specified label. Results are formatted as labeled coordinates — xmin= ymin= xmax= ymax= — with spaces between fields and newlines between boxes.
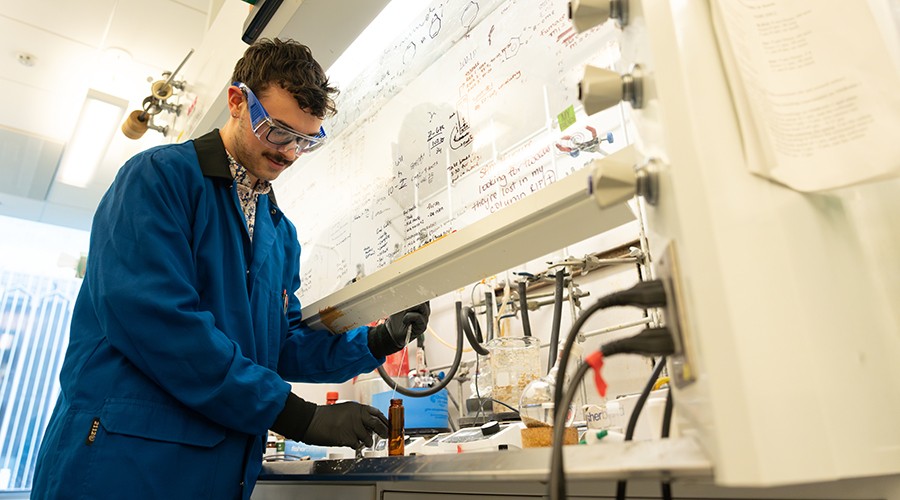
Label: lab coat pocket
xmin=78 ymin=398 xmax=229 ymax=497
xmin=100 ymin=397 xmax=226 ymax=447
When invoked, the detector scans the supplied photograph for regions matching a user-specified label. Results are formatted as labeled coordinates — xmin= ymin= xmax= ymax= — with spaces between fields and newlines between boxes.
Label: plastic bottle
xmin=265 ymin=431 xmax=277 ymax=457
xmin=388 ymin=398 xmax=405 ymax=456
xmin=275 ymin=432 xmax=285 ymax=453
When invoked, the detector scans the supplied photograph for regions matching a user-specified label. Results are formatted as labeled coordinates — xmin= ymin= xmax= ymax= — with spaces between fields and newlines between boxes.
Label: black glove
xmin=367 ymin=302 xmax=431 ymax=358
xmin=302 ymin=402 xmax=389 ymax=449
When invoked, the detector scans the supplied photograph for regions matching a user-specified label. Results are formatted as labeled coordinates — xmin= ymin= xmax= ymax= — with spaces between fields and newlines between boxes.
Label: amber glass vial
xmin=388 ymin=398 xmax=405 ymax=456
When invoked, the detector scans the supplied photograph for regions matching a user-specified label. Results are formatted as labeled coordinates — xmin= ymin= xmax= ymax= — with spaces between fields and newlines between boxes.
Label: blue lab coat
xmin=31 ymin=130 xmax=382 ymax=499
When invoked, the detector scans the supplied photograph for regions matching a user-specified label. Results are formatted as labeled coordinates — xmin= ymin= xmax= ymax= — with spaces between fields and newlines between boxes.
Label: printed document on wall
xmin=711 ymin=0 xmax=900 ymax=192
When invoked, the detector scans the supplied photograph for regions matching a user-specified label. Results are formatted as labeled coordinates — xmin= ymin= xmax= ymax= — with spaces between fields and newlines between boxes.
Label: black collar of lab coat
xmin=192 ymin=129 xmax=280 ymax=208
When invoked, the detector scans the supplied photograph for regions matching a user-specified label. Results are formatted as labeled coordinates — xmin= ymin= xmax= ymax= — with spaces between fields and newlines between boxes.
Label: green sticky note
xmin=557 ymin=105 xmax=577 ymax=132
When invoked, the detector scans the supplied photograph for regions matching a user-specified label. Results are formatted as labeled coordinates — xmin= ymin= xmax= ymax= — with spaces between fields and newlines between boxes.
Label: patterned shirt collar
xmin=226 ymin=152 xmax=272 ymax=196
xmin=226 ymin=152 xmax=271 ymax=240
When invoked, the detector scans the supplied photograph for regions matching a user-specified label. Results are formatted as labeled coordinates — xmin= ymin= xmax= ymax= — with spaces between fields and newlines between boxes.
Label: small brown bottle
xmin=388 ymin=398 xmax=405 ymax=456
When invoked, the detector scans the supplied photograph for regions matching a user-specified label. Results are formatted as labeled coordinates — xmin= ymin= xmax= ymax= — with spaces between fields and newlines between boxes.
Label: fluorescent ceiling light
xmin=56 ymin=90 xmax=127 ymax=188
xmin=326 ymin=0 xmax=430 ymax=87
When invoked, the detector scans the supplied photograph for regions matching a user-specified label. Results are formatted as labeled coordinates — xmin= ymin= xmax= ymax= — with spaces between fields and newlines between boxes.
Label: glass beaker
xmin=487 ymin=336 xmax=541 ymax=414
xmin=519 ymin=341 xmax=583 ymax=427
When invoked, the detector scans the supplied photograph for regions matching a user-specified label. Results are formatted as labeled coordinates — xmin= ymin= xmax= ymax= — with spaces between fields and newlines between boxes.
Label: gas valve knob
xmin=578 ymin=64 xmax=643 ymax=115
xmin=569 ymin=0 xmax=629 ymax=32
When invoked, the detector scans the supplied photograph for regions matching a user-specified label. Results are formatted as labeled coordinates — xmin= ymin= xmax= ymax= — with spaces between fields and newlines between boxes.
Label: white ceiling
xmin=0 ymin=0 xmax=218 ymax=230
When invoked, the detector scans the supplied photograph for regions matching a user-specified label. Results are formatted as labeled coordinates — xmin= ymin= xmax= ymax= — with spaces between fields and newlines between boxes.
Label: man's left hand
xmin=367 ymin=302 xmax=430 ymax=358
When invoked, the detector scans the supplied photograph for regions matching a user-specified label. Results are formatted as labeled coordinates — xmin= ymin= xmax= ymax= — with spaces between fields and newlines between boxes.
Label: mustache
xmin=264 ymin=152 xmax=292 ymax=166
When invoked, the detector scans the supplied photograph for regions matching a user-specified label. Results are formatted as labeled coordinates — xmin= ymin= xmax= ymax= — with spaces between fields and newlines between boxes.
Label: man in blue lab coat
xmin=31 ymin=38 xmax=429 ymax=499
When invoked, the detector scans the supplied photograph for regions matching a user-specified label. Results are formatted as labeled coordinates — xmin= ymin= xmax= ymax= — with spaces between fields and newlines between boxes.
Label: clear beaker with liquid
xmin=487 ymin=336 xmax=541 ymax=414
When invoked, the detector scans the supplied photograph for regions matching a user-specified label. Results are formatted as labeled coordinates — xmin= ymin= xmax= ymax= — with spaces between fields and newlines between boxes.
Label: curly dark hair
xmin=231 ymin=38 xmax=339 ymax=118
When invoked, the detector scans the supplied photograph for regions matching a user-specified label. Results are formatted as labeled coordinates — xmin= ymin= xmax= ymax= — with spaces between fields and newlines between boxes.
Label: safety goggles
xmin=234 ymin=82 xmax=327 ymax=155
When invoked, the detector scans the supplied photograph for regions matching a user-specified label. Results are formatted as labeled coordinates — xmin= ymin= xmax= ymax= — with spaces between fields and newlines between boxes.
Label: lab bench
xmin=251 ymin=436 xmax=900 ymax=499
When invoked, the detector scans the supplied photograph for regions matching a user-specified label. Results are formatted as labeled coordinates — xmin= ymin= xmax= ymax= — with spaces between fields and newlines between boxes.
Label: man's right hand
xmin=302 ymin=402 xmax=389 ymax=449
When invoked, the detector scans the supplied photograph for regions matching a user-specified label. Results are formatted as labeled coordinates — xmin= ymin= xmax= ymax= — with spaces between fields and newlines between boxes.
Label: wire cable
xmin=488 ymin=397 xmax=520 ymax=414
xmin=389 ymin=325 xmax=413 ymax=401
xmin=427 ymin=324 xmax=474 ymax=353
xmin=546 ymin=279 xmax=671 ymax=500
xmin=549 ymin=361 xmax=591 ymax=500
xmin=660 ymin=385 xmax=674 ymax=500
xmin=553 ymin=280 xmax=668 ymax=411
xmin=473 ymin=353 xmax=485 ymax=424
xmin=652 ymin=376 xmax=670 ymax=391
xmin=518 ymin=280 xmax=532 ymax=337
xmin=485 ymin=291 xmax=495 ymax=342
xmin=616 ymin=357 xmax=668 ymax=500
xmin=463 ymin=302 xmax=490 ymax=423
xmin=552 ymin=299 xmax=609 ymax=410
xmin=445 ymin=389 xmax=460 ymax=432
xmin=661 ymin=384 xmax=674 ymax=438
xmin=548 ymin=270 xmax=566 ymax=373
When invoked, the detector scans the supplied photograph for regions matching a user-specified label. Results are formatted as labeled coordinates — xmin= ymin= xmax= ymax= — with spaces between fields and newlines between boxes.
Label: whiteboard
xmin=275 ymin=0 xmax=635 ymax=304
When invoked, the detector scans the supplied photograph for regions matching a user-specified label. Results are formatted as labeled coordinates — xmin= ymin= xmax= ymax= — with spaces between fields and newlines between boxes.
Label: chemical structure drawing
xmin=461 ymin=1 xmax=480 ymax=31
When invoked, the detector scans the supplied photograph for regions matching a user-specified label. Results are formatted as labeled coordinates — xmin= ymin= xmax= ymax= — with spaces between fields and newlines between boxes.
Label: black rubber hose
xmin=552 ymin=298 xmax=614 ymax=410
xmin=376 ymin=302 xmax=465 ymax=397
xmin=616 ymin=357 xmax=668 ymax=500
xmin=484 ymin=291 xmax=494 ymax=342
xmin=661 ymin=385 xmax=674 ymax=438
xmin=461 ymin=306 xmax=490 ymax=356
xmin=551 ymin=283 xmax=663 ymax=411
xmin=548 ymin=271 xmax=566 ymax=373
xmin=549 ymin=361 xmax=591 ymax=500
xmin=625 ymin=357 xmax=667 ymax=441
xmin=661 ymin=387 xmax=674 ymax=500
xmin=517 ymin=280 xmax=532 ymax=337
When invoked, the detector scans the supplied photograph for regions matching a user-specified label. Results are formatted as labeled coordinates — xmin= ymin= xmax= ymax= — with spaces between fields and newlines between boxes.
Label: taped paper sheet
xmin=711 ymin=0 xmax=900 ymax=192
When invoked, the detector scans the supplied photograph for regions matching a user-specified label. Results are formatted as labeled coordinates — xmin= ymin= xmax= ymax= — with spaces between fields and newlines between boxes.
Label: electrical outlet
xmin=655 ymin=242 xmax=696 ymax=387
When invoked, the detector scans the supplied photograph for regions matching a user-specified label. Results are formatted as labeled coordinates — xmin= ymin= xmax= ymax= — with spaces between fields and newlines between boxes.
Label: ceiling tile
xmin=170 ymin=0 xmax=212 ymax=15
xmin=1 ymin=0 xmax=116 ymax=48
xmin=0 ymin=127 xmax=64 ymax=200
xmin=106 ymin=0 xmax=206 ymax=70
xmin=0 ymin=79 xmax=83 ymax=142
xmin=0 ymin=16 xmax=95 ymax=93
xmin=0 ymin=192 xmax=46 ymax=223
xmin=0 ymin=0 xmax=210 ymax=230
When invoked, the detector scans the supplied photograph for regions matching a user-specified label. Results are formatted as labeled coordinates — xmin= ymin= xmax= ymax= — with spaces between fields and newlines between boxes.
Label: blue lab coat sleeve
xmin=276 ymin=233 xmax=384 ymax=382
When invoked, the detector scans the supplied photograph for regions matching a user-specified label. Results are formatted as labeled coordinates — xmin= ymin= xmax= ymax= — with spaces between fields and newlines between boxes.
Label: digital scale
xmin=417 ymin=421 xmax=525 ymax=455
